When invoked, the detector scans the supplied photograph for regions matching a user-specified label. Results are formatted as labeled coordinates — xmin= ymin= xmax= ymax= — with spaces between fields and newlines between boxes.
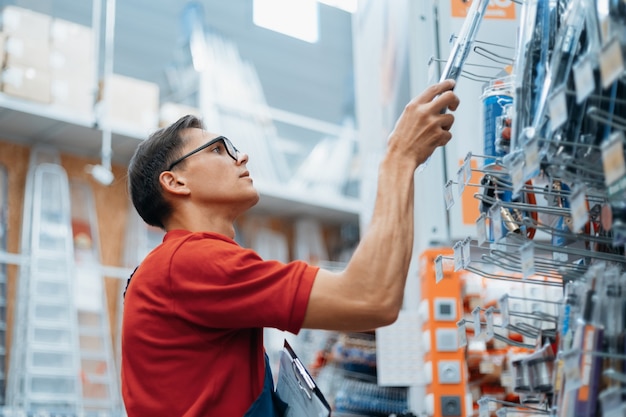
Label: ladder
xmin=0 ymin=164 xmax=8 ymax=405
xmin=6 ymin=153 xmax=83 ymax=414
xmin=69 ymin=180 xmax=122 ymax=416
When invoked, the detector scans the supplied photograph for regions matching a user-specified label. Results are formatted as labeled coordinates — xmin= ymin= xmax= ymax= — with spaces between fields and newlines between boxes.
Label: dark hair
xmin=127 ymin=115 xmax=204 ymax=229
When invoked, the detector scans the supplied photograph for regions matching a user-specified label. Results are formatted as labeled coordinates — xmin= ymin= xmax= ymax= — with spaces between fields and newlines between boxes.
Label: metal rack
xmin=435 ymin=0 xmax=626 ymax=415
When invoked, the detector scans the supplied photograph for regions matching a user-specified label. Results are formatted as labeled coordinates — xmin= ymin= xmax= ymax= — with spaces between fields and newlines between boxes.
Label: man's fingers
xmin=433 ymin=90 xmax=460 ymax=113
xmin=418 ymin=79 xmax=456 ymax=104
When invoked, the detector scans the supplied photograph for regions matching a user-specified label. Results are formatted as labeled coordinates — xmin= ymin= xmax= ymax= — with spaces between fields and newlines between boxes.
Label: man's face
xmin=174 ymin=127 xmax=259 ymax=210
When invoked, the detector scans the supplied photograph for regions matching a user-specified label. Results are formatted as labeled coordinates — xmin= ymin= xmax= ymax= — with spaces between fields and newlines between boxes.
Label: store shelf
xmin=253 ymin=179 xmax=361 ymax=223
xmin=0 ymin=93 xmax=361 ymax=224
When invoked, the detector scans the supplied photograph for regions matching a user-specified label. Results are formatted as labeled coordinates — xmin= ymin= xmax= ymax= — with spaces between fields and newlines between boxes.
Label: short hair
xmin=127 ymin=115 xmax=204 ymax=229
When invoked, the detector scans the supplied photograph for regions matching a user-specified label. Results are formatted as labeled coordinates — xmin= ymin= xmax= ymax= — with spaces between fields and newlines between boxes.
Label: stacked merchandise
xmin=0 ymin=5 xmax=161 ymax=132
xmin=441 ymin=0 xmax=626 ymax=416
xmin=0 ymin=6 xmax=95 ymax=117
xmin=316 ymin=332 xmax=411 ymax=417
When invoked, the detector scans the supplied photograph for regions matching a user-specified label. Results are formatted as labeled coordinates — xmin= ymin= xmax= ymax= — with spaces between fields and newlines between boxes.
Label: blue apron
xmin=243 ymin=354 xmax=287 ymax=417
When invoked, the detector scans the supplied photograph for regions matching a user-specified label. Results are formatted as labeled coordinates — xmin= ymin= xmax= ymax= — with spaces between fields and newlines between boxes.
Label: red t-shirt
xmin=121 ymin=229 xmax=318 ymax=417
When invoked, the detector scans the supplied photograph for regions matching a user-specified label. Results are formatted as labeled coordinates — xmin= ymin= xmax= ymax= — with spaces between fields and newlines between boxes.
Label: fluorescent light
xmin=318 ymin=0 xmax=358 ymax=13
xmin=253 ymin=0 xmax=319 ymax=43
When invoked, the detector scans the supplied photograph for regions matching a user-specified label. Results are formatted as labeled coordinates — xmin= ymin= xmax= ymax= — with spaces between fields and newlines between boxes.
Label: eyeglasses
xmin=167 ymin=136 xmax=239 ymax=171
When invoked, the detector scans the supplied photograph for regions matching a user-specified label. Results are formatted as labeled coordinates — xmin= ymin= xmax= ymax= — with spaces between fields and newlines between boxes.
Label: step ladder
xmin=69 ymin=179 xmax=123 ymax=416
xmin=0 ymin=164 xmax=8 ymax=405
xmin=6 ymin=149 xmax=83 ymax=414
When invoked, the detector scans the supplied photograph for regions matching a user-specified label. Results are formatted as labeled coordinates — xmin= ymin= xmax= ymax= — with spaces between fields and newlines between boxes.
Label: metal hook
xmin=473 ymin=45 xmax=515 ymax=65
xmin=587 ymin=106 xmax=626 ymax=131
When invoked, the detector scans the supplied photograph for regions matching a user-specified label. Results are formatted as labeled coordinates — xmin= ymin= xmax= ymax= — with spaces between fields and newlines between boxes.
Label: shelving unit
xmin=0 ymin=92 xmax=361 ymax=225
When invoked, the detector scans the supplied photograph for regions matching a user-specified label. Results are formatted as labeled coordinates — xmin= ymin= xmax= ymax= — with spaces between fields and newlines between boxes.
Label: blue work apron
xmin=243 ymin=354 xmax=287 ymax=417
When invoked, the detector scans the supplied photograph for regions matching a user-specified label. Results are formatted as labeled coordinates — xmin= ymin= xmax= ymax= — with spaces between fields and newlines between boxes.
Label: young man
xmin=122 ymin=79 xmax=459 ymax=416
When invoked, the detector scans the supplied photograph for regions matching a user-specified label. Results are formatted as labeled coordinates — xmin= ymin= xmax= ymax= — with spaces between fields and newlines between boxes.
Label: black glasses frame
xmin=167 ymin=136 xmax=239 ymax=171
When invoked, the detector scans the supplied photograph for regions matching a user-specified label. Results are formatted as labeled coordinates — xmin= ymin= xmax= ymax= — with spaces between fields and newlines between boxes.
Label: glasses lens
xmin=224 ymin=138 xmax=239 ymax=160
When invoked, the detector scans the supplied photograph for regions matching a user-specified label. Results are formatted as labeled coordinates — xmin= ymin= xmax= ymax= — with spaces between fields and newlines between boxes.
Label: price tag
xmin=499 ymin=294 xmax=510 ymax=328
xmin=573 ymin=55 xmax=596 ymax=103
xmin=462 ymin=237 xmax=471 ymax=269
xmin=569 ymin=185 xmax=589 ymax=233
xmin=476 ymin=213 xmax=487 ymax=246
xmin=549 ymin=88 xmax=568 ymax=132
xmin=599 ymin=38 xmax=625 ymax=88
xmin=444 ymin=179 xmax=455 ymax=210
xmin=478 ymin=397 xmax=490 ymax=417
xmin=524 ymin=135 xmax=540 ymax=180
xmin=563 ymin=350 xmax=582 ymax=391
xmin=602 ymin=131 xmax=626 ymax=187
xmin=520 ymin=241 xmax=535 ymax=279
xmin=464 ymin=152 xmax=472 ymax=185
xmin=473 ymin=306 xmax=484 ymax=340
xmin=453 ymin=241 xmax=463 ymax=272
xmin=457 ymin=165 xmax=466 ymax=196
xmin=510 ymin=153 xmax=525 ymax=197
xmin=489 ymin=203 xmax=503 ymax=242
xmin=600 ymin=387 xmax=622 ymax=417
xmin=457 ymin=319 xmax=468 ymax=348
xmin=427 ymin=56 xmax=437 ymax=83
xmin=485 ymin=307 xmax=495 ymax=341
xmin=435 ymin=255 xmax=444 ymax=283
xmin=553 ymin=251 xmax=569 ymax=263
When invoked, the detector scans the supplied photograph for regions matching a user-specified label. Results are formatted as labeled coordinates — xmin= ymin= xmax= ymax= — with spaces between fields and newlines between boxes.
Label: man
xmin=122 ymin=79 xmax=459 ymax=416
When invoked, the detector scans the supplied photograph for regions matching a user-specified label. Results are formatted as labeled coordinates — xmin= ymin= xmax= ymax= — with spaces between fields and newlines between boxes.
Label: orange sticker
xmin=451 ymin=0 xmax=516 ymax=20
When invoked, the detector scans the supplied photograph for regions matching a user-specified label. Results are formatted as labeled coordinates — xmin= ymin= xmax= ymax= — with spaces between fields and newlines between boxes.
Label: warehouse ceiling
xmin=3 ymin=0 xmax=355 ymax=139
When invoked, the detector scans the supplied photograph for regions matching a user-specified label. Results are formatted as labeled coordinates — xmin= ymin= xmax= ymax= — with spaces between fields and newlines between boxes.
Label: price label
xmin=476 ymin=213 xmax=487 ymax=246
xmin=478 ymin=398 xmax=490 ymax=417
xmin=569 ymin=185 xmax=589 ymax=233
xmin=457 ymin=319 xmax=467 ymax=348
xmin=489 ymin=203 xmax=503 ymax=242
xmin=462 ymin=237 xmax=471 ymax=269
xmin=549 ymin=88 xmax=568 ymax=132
xmin=599 ymin=38 xmax=625 ymax=88
xmin=435 ymin=255 xmax=444 ymax=283
xmin=453 ymin=241 xmax=463 ymax=272
xmin=444 ymin=180 xmax=455 ymax=210
xmin=457 ymin=165 xmax=466 ymax=196
xmin=563 ymin=350 xmax=582 ymax=391
xmin=520 ymin=241 xmax=535 ymax=279
xmin=473 ymin=306 xmax=483 ymax=340
xmin=500 ymin=294 xmax=510 ymax=328
xmin=602 ymin=131 xmax=626 ymax=188
xmin=573 ymin=55 xmax=596 ymax=103
xmin=524 ymin=135 xmax=540 ymax=180
xmin=510 ymin=153 xmax=525 ymax=197
xmin=464 ymin=152 xmax=472 ymax=185
xmin=485 ymin=307 xmax=495 ymax=341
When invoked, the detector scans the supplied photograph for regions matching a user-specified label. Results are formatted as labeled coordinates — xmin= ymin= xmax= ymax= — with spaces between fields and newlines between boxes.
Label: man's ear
xmin=159 ymin=171 xmax=191 ymax=196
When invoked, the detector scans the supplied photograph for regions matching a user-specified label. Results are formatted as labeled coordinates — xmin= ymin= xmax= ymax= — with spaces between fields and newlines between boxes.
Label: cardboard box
xmin=2 ymin=66 xmax=52 ymax=103
xmin=50 ymin=49 xmax=95 ymax=86
xmin=159 ymin=101 xmax=201 ymax=127
xmin=5 ymin=35 xmax=50 ymax=71
xmin=100 ymin=74 xmax=160 ymax=132
xmin=51 ymin=78 xmax=95 ymax=118
xmin=51 ymin=18 xmax=93 ymax=56
xmin=49 ymin=19 xmax=95 ymax=85
xmin=1 ymin=6 xmax=51 ymax=41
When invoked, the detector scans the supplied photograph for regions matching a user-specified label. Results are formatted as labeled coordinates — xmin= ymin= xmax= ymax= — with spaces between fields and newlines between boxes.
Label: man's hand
xmin=387 ymin=79 xmax=460 ymax=168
